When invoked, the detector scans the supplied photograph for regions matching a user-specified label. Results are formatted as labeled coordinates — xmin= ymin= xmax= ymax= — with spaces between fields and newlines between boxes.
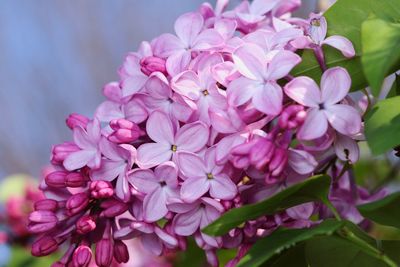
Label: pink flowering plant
xmin=28 ymin=0 xmax=400 ymax=266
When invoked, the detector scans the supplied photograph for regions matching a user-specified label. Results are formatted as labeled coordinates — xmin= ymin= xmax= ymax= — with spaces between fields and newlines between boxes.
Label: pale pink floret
xmin=229 ymin=43 xmax=301 ymax=115
xmin=178 ymin=147 xmax=237 ymax=203
xmin=63 ymin=119 xmax=102 ymax=171
xmin=284 ymin=67 xmax=361 ymax=140
xmin=128 ymin=161 xmax=179 ymax=222
xmin=136 ymin=111 xmax=209 ymax=169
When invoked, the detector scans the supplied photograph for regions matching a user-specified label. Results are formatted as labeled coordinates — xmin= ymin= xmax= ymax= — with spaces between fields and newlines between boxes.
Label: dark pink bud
xmin=90 ymin=181 xmax=114 ymax=199
xmin=31 ymin=236 xmax=59 ymax=256
xmin=28 ymin=210 xmax=58 ymax=233
xmin=108 ymin=119 xmax=142 ymax=144
xmin=51 ymin=142 xmax=80 ymax=165
xmin=45 ymin=171 xmax=68 ymax=188
xmin=66 ymin=113 xmax=89 ymax=130
xmin=95 ymin=239 xmax=113 ymax=267
xmin=35 ymin=199 xmax=58 ymax=211
xmin=73 ymin=245 xmax=92 ymax=267
xmin=113 ymin=240 xmax=129 ymax=263
xmin=269 ymin=148 xmax=288 ymax=177
xmin=279 ymin=105 xmax=306 ymax=129
xmin=66 ymin=172 xmax=88 ymax=187
xmin=250 ymin=138 xmax=275 ymax=170
xmin=66 ymin=193 xmax=89 ymax=215
xmin=76 ymin=215 xmax=96 ymax=235
xmin=51 ymin=261 xmax=65 ymax=267
xmin=100 ymin=199 xmax=128 ymax=217
xmin=140 ymin=56 xmax=167 ymax=76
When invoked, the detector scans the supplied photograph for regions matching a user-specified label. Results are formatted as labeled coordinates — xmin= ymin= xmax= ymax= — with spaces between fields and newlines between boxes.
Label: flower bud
xmin=34 ymin=199 xmax=58 ymax=211
xmin=51 ymin=142 xmax=80 ymax=165
xmin=90 ymin=181 xmax=114 ymax=199
xmin=113 ymin=240 xmax=129 ymax=263
xmin=31 ymin=236 xmax=59 ymax=256
xmin=108 ymin=119 xmax=142 ymax=144
xmin=45 ymin=171 xmax=69 ymax=188
xmin=140 ymin=56 xmax=167 ymax=76
xmin=100 ymin=199 xmax=128 ymax=217
xmin=76 ymin=215 xmax=96 ymax=235
xmin=73 ymin=245 xmax=92 ymax=267
xmin=28 ymin=210 xmax=58 ymax=233
xmin=268 ymin=148 xmax=288 ymax=177
xmin=51 ymin=261 xmax=65 ymax=267
xmin=66 ymin=193 xmax=89 ymax=216
xmin=95 ymin=239 xmax=113 ymax=267
xmin=66 ymin=113 xmax=89 ymax=130
xmin=278 ymin=105 xmax=306 ymax=129
xmin=66 ymin=172 xmax=88 ymax=187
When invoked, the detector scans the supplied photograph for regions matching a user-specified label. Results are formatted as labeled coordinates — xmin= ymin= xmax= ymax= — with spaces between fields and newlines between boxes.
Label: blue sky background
xmin=0 ymin=0 xmax=318 ymax=178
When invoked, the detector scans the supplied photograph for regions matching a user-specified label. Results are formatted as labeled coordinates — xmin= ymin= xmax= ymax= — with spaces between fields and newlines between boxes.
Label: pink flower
xmin=231 ymin=0 xmax=282 ymax=26
xmin=128 ymin=162 xmax=179 ymax=222
xmin=284 ymin=67 xmax=362 ymax=140
xmin=91 ymin=138 xmax=136 ymax=201
xmin=178 ymin=147 xmax=237 ymax=202
xmin=228 ymin=43 xmax=301 ymax=115
xmin=136 ymin=111 xmax=209 ymax=169
xmin=63 ymin=119 xmax=102 ymax=170
xmin=153 ymin=12 xmax=223 ymax=75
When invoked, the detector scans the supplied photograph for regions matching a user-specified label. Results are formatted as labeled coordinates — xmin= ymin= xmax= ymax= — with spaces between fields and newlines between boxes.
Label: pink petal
xmin=322 ymin=35 xmax=355 ymax=58
xmin=286 ymin=203 xmax=314 ymax=220
xmin=95 ymin=101 xmax=123 ymax=122
xmin=123 ymin=99 xmax=148 ymax=124
xmin=116 ymin=173 xmax=130 ymax=202
xmin=141 ymin=234 xmax=162 ymax=256
xmin=153 ymin=33 xmax=184 ymax=58
xmin=154 ymin=161 xmax=178 ymax=187
xmin=99 ymin=138 xmax=122 ymax=161
xmin=181 ymin=177 xmax=210 ymax=203
xmin=144 ymin=188 xmax=168 ymax=222
xmin=175 ymin=122 xmax=209 ymax=152
xmin=171 ymin=71 xmax=202 ymax=100
xmin=250 ymin=0 xmax=281 ymax=15
xmin=297 ymin=108 xmax=328 ymax=140
xmin=309 ymin=15 xmax=327 ymax=44
xmin=252 ymin=82 xmax=283 ymax=115
xmin=175 ymin=12 xmax=204 ymax=47
xmin=227 ymin=77 xmax=260 ymax=106
xmin=334 ymin=134 xmax=360 ymax=164
xmin=145 ymin=73 xmax=171 ymax=99
xmin=73 ymin=127 xmax=94 ymax=149
xmin=324 ymin=104 xmax=361 ymax=136
xmin=266 ymin=50 xmax=301 ymax=80
xmin=209 ymin=174 xmax=237 ymax=200
xmin=136 ymin=143 xmax=172 ymax=169
xmin=232 ymin=43 xmax=266 ymax=80
xmin=192 ymin=29 xmax=224 ymax=50
xmin=166 ymin=50 xmax=192 ymax=77
xmin=284 ymin=76 xmax=320 ymax=107
xmin=63 ymin=150 xmax=96 ymax=171
xmin=215 ymin=134 xmax=247 ymax=164
xmin=121 ymin=75 xmax=147 ymax=98
xmin=146 ymin=111 xmax=174 ymax=144
xmin=91 ymin=159 xmax=125 ymax=181
xmin=127 ymin=169 xmax=159 ymax=194
xmin=173 ymin=207 xmax=202 ymax=236
xmin=209 ymin=108 xmax=243 ymax=134
xmin=288 ymin=149 xmax=317 ymax=174
xmin=154 ymin=227 xmax=178 ymax=247
xmin=320 ymin=67 xmax=351 ymax=105
xmin=177 ymin=152 xmax=206 ymax=178
xmin=214 ymin=19 xmax=237 ymax=39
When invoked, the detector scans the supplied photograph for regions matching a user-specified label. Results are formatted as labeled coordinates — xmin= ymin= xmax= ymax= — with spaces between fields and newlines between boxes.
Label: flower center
xmin=202 ymin=89 xmax=209 ymax=96
xmin=216 ymin=82 xmax=227 ymax=90
xmin=311 ymin=18 xmax=320 ymax=26
xmin=171 ymin=145 xmax=177 ymax=152
xmin=159 ymin=181 xmax=167 ymax=187
xmin=318 ymin=103 xmax=325 ymax=110
xmin=207 ymin=173 xmax=213 ymax=179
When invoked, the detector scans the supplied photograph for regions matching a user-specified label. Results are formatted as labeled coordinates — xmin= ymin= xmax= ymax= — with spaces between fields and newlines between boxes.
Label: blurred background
xmin=0 ymin=0 xmax=331 ymax=179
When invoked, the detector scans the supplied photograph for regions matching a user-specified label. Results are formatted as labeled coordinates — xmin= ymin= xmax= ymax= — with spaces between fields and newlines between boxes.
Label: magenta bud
xmin=95 ymin=239 xmax=114 ymax=267
xmin=34 ymin=199 xmax=58 ymax=211
xmin=66 ymin=193 xmax=89 ymax=215
xmin=28 ymin=210 xmax=58 ymax=233
xmin=269 ymin=148 xmax=288 ymax=177
xmin=108 ymin=119 xmax=142 ymax=144
xmin=51 ymin=142 xmax=80 ymax=165
xmin=31 ymin=236 xmax=59 ymax=256
xmin=76 ymin=215 xmax=96 ymax=235
xmin=73 ymin=245 xmax=92 ymax=267
xmin=90 ymin=181 xmax=114 ymax=199
xmin=279 ymin=105 xmax=306 ymax=129
xmin=100 ymin=199 xmax=128 ymax=217
xmin=113 ymin=240 xmax=129 ymax=263
xmin=51 ymin=261 xmax=65 ymax=267
xmin=66 ymin=172 xmax=88 ymax=187
xmin=140 ymin=56 xmax=167 ymax=76
xmin=45 ymin=171 xmax=68 ymax=188
xmin=66 ymin=113 xmax=89 ymax=130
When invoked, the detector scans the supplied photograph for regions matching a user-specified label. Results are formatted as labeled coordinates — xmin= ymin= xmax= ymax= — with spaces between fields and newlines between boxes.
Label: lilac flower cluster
xmin=28 ymin=1 xmax=378 ymax=266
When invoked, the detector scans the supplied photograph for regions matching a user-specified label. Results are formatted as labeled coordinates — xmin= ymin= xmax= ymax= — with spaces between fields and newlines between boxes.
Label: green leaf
xmin=305 ymin=236 xmax=391 ymax=267
xmin=267 ymin=243 xmax=308 ymax=267
xmin=237 ymin=220 xmax=343 ymax=267
xmin=361 ymin=17 xmax=400 ymax=95
xmin=357 ymin=192 xmax=400 ymax=229
xmin=364 ymin=96 xmax=400 ymax=155
xmin=381 ymin=240 xmax=400 ymax=265
xmin=203 ymin=175 xmax=332 ymax=236
xmin=292 ymin=0 xmax=400 ymax=92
